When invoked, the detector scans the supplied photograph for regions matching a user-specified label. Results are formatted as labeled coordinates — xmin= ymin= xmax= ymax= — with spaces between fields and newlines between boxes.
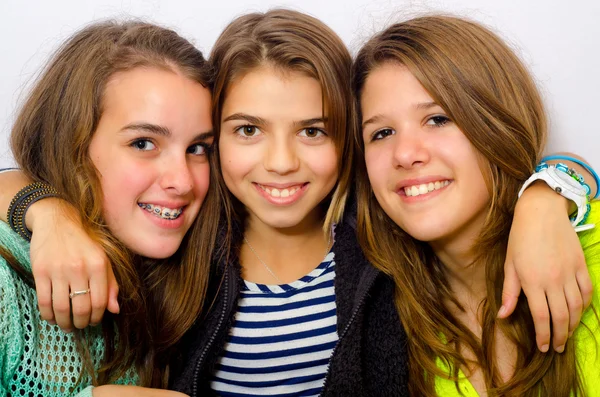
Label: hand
xmin=28 ymin=197 xmax=119 ymax=331
xmin=499 ymin=183 xmax=592 ymax=353
xmin=92 ymin=385 xmax=189 ymax=397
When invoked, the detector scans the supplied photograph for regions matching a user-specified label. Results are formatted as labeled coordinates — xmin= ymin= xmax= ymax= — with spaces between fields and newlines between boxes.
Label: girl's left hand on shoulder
xmin=499 ymin=183 xmax=592 ymax=353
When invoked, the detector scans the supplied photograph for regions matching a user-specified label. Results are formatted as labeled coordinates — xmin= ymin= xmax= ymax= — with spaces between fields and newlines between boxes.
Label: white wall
xmin=1 ymin=0 xmax=598 ymax=170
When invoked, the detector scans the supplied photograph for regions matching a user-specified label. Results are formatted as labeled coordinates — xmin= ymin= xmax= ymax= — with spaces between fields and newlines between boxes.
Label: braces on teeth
xmin=138 ymin=203 xmax=183 ymax=220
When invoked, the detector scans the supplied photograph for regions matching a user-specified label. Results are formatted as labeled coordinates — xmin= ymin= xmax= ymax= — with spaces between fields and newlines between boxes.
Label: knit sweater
xmin=0 ymin=221 xmax=137 ymax=397
xmin=169 ymin=212 xmax=410 ymax=396
xmin=435 ymin=201 xmax=600 ymax=396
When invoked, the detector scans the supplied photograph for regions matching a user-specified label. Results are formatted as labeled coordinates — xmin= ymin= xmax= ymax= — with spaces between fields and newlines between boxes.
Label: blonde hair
xmin=352 ymin=15 xmax=585 ymax=396
xmin=209 ymin=9 xmax=354 ymax=241
xmin=9 ymin=20 xmax=220 ymax=387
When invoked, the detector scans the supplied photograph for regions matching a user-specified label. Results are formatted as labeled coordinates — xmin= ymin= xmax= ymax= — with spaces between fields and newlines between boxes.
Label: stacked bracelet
xmin=7 ymin=182 xmax=60 ymax=241
xmin=541 ymin=154 xmax=599 ymax=200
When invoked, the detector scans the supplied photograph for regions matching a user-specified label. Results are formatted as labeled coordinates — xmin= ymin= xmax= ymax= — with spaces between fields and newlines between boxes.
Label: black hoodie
xmin=170 ymin=212 xmax=410 ymax=396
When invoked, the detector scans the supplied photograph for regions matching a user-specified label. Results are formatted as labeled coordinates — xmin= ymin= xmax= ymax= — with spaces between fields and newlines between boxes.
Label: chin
xmin=129 ymin=240 xmax=181 ymax=259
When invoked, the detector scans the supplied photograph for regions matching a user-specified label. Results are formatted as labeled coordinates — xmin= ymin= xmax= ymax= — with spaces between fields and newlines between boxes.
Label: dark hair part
xmin=8 ymin=20 xmax=219 ymax=387
xmin=352 ymin=15 xmax=586 ymax=396
xmin=209 ymin=8 xmax=354 ymax=247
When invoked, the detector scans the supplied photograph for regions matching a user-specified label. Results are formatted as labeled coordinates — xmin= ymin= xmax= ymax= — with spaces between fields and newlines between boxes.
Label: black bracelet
xmin=7 ymin=182 xmax=60 ymax=241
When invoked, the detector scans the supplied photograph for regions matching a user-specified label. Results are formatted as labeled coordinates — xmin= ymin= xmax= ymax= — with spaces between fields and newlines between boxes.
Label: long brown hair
xmin=353 ymin=15 xmax=585 ymax=396
xmin=8 ymin=20 xmax=221 ymax=387
xmin=209 ymin=9 xmax=354 ymax=245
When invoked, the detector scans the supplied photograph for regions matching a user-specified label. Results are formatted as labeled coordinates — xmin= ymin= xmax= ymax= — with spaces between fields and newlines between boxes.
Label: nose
xmin=263 ymin=134 xmax=300 ymax=175
xmin=159 ymin=153 xmax=194 ymax=195
xmin=392 ymin=129 xmax=430 ymax=170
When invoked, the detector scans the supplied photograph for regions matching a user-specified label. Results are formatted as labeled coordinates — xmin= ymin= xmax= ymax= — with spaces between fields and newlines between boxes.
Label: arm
xmin=90 ymin=386 xmax=188 ymax=397
xmin=499 ymin=153 xmax=595 ymax=353
xmin=0 ymin=170 xmax=118 ymax=331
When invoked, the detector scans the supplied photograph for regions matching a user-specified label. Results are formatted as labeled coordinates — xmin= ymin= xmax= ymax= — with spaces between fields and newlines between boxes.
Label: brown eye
xmin=299 ymin=128 xmax=325 ymax=138
xmin=235 ymin=125 xmax=260 ymax=137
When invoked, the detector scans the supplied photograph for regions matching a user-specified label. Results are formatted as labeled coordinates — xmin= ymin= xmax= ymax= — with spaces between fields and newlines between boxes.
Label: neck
xmin=430 ymin=227 xmax=487 ymax=302
xmin=240 ymin=208 xmax=331 ymax=284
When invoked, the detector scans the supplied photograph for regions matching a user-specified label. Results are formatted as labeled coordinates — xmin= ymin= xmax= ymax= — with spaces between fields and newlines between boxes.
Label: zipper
xmin=320 ymin=271 xmax=379 ymax=395
xmin=191 ymin=269 xmax=230 ymax=397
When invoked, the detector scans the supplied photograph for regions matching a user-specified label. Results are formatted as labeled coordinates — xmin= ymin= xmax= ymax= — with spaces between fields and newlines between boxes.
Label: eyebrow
xmin=361 ymin=102 xmax=441 ymax=128
xmin=222 ymin=113 xmax=268 ymax=125
xmin=120 ymin=123 xmax=213 ymax=140
xmin=222 ymin=113 xmax=327 ymax=128
xmin=293 ymin=117 xmax=328 ymax=128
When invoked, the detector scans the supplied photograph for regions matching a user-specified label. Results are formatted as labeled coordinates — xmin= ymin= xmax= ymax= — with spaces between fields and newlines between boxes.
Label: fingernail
xmin=64 ymin=329 xmax=73 ymax=333
xmin=569 ymin=330 xmax=574 ymax=338
xmin=556 ymin=345 xmax=565 ymax=353
xmin=48 ymin=320 xmax=56 ymax=325
xmin=497 ymin=306 xmax=506 ymax=318
xmin=541 ymin=344 xmax=549 ymax=352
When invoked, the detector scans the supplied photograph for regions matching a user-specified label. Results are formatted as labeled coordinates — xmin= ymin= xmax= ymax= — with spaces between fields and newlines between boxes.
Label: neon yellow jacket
xmin=435 ymin=201 xmax=600 ymax=396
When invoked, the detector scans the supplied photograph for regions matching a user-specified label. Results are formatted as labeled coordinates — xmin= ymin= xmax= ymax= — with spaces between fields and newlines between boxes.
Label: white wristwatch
xmin=518 ymin=167 xmax=591 ymax=230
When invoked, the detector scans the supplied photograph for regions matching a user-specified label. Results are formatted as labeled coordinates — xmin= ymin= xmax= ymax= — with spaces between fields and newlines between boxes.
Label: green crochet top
xmin=435 ymin=201 xmax=600 ymax=396
xmin=0 ymin=221 xmax=138 ymax=397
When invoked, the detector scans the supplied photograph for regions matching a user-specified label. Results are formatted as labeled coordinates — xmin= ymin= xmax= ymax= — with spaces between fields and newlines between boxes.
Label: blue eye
xmin=235 ymin=125 xmax=261 ymax=137
xmin=426 ymin=115 xmax=451 ymax=127
xmin=299 ymin=127 xmax=326 ymax=138
xmin=372 ymin=128 xmax=395 ymax=141
xmin=187 ymin=143 xmax=209 ymax=156
xmin=130 ymin=139 xmax=156 ymax=151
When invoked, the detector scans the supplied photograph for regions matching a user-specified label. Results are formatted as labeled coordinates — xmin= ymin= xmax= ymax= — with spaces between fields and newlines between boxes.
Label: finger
xmin=70 ymin=285 xmax=92 ymax=330
xmin=106 ymin=265 xmax=120 ymax=315
xmin=498 ymin=260 xmax=521 ymax=318
xmin=546 ymin=290 xmax=570 ymax=353
xmin=88 ymin=263 xmax=109 ymax=326
xmin=525 ymin=288 xmax=551 ymax=352
xmin=564 ymin=277 xmax=584 ymax=336
xmin=33 ymin=275 xmax=55 ymax=323
xmin=576 ymin=268 xmax=593 ymax=310
xmin=52 ymin=278 xmax=73 ymax=331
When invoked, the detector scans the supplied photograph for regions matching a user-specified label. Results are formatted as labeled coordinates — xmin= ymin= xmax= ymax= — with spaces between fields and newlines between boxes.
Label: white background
xmin=1 ymin=0 xmax=598 ymax=169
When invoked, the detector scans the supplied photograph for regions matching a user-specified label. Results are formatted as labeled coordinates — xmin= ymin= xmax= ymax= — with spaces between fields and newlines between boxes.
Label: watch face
xmin=548 ymin=167 xmax=586 ymax=194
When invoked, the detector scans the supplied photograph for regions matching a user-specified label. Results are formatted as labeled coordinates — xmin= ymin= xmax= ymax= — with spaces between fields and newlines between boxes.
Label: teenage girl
xmin=353 ymin=15 xmax=599 ymax=396
xmin=0 ymin=21 xmax=219 ymax=395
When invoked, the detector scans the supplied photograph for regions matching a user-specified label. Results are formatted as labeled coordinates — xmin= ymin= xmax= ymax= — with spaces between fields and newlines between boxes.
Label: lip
xmin=395 ymin=175 xmax=451 ymax=190
xmin=253 ymin=182 xmax=308 ymax=206
xmin=140 ymin=206 xmax=187 ymax=229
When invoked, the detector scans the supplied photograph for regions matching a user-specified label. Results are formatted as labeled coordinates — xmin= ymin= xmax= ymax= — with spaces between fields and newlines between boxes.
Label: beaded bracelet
xmin=534 ymin=161 xmax=591 ymax=226
xmin=7 ymin=182 xmax=60 ymax=241
xmin=541 ymin=155 xmax=599 ymax=199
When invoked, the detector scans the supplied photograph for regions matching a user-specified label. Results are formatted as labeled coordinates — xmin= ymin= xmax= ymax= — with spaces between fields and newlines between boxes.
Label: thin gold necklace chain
xmin=243 ymin=231 xmax=332 ymax=284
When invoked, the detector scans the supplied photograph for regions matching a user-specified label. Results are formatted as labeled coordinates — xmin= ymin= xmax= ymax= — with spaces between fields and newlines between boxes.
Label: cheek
xmin=364 ymin=147 xmax=388 ymax=190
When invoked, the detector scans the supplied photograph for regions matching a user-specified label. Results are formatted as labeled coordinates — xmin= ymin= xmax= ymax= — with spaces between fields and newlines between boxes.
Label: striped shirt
xmin=210 ymin=251 xmax=338 ymax=397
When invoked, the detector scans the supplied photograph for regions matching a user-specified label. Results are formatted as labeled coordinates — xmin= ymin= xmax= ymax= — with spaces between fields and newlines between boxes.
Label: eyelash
xmin=369 ymin=115 xmax=452 ymax=141
xmin=129 ymin=138 xmax=210 ymax=156
xmin=234 ymin=125 xmax=327 ymax=139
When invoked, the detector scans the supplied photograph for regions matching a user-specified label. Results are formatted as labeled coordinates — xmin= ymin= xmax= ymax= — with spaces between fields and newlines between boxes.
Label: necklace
xmin=243 ymin=231 xmax=332 ymax=284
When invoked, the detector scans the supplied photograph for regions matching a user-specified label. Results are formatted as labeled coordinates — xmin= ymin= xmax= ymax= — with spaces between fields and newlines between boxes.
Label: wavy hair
xmin=352 ymin=15 xmax=587 ymax=396
xmin=8 ymin=20 xmax=220 ymax=387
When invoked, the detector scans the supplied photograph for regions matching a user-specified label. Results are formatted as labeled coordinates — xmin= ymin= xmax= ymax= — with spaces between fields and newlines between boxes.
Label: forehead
xmin=222 ymin=66 xmax=324 ymax=119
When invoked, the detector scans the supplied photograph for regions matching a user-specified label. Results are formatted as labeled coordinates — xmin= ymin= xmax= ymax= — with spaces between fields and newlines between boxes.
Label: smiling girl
xmin=353 ymin=15 xmax=599 ymax=396
xmin=0 ymin=21 xmax=219 ymax=395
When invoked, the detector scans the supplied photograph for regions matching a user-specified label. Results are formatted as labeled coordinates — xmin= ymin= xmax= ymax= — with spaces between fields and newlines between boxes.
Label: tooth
xmin=444 ymin=180 xmax=449 ymax=186
xmin=265 ymin=187 xmax=271 ymax=194
xmin=271 ymin=188 xmax=281 ymax=197
xmin=435 ymin=181 xmax=441 ymax=189
xmin=418 ymin=184 xmax=428 ymax=194
xmin=280 ymin=189 xmax=290 ymax=198
xmin=411 ymin=186 xmax=419 ymax=196
xmin=404 ymin=187 xmax=412 ymax=196
xmin=428 ymin=183 xmax=435 ymax=192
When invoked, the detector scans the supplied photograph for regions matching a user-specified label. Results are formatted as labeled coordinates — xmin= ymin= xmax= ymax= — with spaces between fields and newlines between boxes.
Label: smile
xmin=403 ymin=180 xmax=450 ymax=197
xmin=256 ymin=183 xmax=304 ymax=198
xmin=138 ymin=203 xmax=183 ymax=220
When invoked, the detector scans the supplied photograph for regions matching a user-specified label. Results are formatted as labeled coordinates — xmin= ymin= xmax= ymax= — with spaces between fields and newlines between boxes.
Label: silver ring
xmin=69 ymin=289 xmax=90 ymax=299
